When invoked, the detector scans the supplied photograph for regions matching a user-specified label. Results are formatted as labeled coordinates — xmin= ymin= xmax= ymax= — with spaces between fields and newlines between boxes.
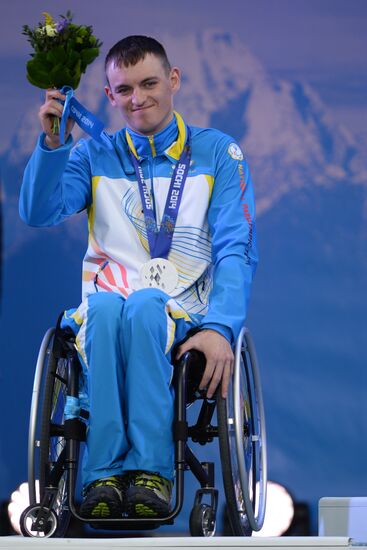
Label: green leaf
xmin=26 ymin=71 xmax=49 ymax=89
xmin=69 ymin=58 xmax=82 ymax=89
xmin=49 ymin=63 xmax=73 ymax=87
xmin=80 ymin=47 xmax=99 ymax=65
xmin=66 ymin=39 xmax=75 ymax=54
xmin=64 ymin=50 xmax=78 ymax=68
xmin=72 ymin=58 xmax=81 ymax=76
xmin=33 ymin=51 xmax=53 ymax=70
xmin=72 ymin=75 xmax=81 ymax=89
xmin=78 ymin=26 xmax=87 ymax=37
xmin=46 ymin=46 xmax=67 ymax=65
xmin=26 ymin=58 xmax=52 ymax=88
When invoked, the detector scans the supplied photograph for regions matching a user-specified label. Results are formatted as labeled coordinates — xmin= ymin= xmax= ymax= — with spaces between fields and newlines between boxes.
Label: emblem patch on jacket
xmin=228 ymin=143 xmax=244 ymax=160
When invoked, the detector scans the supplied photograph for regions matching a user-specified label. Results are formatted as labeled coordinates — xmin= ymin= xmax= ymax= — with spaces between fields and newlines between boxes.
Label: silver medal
xmin=140 ymin=258 xmax=179 ymax=293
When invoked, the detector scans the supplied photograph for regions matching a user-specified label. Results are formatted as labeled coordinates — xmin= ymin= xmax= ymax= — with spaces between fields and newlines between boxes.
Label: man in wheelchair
xmin=20 ymin=35 xmax=258 ymax=521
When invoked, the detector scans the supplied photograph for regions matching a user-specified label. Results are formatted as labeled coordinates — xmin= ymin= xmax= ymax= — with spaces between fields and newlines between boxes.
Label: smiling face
xmin=105 ymin=53 xmax=181 ymax=136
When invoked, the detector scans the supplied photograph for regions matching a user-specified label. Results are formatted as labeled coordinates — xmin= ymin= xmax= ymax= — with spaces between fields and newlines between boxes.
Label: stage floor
xmin=0 ymin=537 xmax=365 ymax=550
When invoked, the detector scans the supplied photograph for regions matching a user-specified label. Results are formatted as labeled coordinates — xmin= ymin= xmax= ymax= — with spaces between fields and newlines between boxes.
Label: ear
xmin=105 ymin=85 xmax=117 ymax=107
xmin=170 ymin=67 xmax=181 ymax=95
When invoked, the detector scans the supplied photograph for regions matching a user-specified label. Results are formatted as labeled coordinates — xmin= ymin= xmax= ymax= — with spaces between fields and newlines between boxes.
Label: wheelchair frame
xmin=21 ymin=321 xmax=267 ymax=538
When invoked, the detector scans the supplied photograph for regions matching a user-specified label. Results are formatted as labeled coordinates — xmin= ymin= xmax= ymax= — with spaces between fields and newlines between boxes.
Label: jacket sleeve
xmin=199 ymin=137 xmax=258 ymax=345
xmin=19 ymin=133 xmax=92 ymax=227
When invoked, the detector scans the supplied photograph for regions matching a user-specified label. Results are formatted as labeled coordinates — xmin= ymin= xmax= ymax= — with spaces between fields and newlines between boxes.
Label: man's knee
xmin=123 ymin=288 xmax=169 ymax=328
xmin=87 ymin=292 xmax=124 ymax=328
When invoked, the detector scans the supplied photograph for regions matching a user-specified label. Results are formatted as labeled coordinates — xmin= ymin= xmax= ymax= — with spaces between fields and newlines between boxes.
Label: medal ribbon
xmin=59 ymin=86 xmax=110 ymax=146
xmin=129 ymin=128 xmax=191 ymax=259
xmin=58 ymin=86 xmax=190 ymax=260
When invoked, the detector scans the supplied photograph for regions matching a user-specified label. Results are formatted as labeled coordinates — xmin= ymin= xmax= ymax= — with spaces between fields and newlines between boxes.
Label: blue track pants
xmin=61 ymin=288 xmax=198 ymax=487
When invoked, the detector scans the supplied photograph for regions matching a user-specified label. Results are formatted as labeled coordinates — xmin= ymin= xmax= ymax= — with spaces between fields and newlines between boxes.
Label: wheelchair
xmin=20 ymin=315 xmax=267 ymax=538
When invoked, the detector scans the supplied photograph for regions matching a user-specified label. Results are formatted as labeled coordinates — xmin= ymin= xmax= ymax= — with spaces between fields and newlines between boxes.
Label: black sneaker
xmin=79 ymin=475 xmax=131 ymax=519
xmin=126 ymin=471 xmax=173 ymax=518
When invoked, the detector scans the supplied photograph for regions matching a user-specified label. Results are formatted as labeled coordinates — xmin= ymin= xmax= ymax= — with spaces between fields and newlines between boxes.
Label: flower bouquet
xmin=22 ymin=11 xmax=102 ymax=135
xmin=22 ymin=11 xmax=102 ymax=89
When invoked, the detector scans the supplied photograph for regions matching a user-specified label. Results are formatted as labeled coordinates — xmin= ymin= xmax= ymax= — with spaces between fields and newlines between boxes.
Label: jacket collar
xmin=124 ymin=111 xmax=187 ymax=163
xmin=163 ymin=111 xmax=187 ymax=161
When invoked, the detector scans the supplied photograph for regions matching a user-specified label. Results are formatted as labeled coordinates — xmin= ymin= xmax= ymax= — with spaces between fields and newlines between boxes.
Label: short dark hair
xmin=105 ymin=35 xmax=171 ymax=76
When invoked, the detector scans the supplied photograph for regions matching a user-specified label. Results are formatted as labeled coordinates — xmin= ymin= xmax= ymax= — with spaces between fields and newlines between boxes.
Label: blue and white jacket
xmin=20 ymin=112 xmax=258 ymax=344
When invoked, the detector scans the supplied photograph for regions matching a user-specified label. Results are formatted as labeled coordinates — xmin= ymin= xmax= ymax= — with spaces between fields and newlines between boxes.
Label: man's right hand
xmin=39 ymin=89 xmax=75 ymax=149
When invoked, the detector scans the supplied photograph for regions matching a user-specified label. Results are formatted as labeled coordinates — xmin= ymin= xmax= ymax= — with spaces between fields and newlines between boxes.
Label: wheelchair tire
xmin=39 ymin=332 xmax=76 ymax=537
xmin=217 ymin=327 xmax=267 ymax=535
xmin=25 ymin=328 xmax=75 ymax=537
xmin=20 ymin=505 xmax=58 ymax=538
xmin=28 ymin=328 xmax=55 ymax=505
xmin=189 ymin=504 xmax=216 ymax=537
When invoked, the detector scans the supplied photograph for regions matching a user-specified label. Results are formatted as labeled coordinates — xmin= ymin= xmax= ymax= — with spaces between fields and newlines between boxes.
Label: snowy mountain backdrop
xmin=1 ymin=30 xmax=366 ymax=534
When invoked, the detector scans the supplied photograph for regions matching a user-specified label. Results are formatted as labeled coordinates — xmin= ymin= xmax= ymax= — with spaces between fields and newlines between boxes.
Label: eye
xmin=144 ymin=80 xmax=157 ymax=88
xmin=116 ymin=86 xmax=131 ymax=95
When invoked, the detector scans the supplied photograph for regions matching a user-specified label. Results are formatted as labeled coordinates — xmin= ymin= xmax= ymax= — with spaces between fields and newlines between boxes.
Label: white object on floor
xmin=319 ymin=496 xmax=367 ymax=541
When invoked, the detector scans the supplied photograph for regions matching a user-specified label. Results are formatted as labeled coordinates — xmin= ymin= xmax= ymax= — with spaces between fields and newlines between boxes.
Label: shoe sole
xmin=127 ymin=488 xmax=170 ymax=518
xmin=79 ymin=487 xmax=123 ymax=519
xmin=80 ymin=499 xmax=122 ymax=519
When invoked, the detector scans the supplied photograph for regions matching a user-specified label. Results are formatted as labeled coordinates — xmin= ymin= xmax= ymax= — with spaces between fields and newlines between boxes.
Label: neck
xmin=130 ymin=112 xmax=174 ymax=137
xmin=127 ymin=115 xmax=178 ymax=158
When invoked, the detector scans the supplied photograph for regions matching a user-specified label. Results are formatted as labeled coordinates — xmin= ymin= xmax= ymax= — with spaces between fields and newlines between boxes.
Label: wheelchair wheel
xmin=217 ymin=327 xmax=267 ymax=535
xmin=190 ymin=504 xmax=216 ymax=537
xmin=20 ymin=505 xmax=58 ymax=538
xmin=189 ymin=504 xmax=216 ymax=537
xmin=26 ymin=328 xmax=72 ymax=537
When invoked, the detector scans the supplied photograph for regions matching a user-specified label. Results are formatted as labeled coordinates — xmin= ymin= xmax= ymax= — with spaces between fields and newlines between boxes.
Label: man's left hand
xmin=175 ymin=329 xmax=234 ymax=399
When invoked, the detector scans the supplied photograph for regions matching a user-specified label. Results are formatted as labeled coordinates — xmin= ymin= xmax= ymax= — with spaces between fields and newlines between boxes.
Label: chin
xmin=131 ymin=122 xmax=161 ymax=136
xmin=128 ymin=109 xmax=171 ymax=136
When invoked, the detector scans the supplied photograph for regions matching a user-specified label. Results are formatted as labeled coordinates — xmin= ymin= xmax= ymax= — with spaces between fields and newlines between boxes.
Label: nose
xmin=131 ymin=87 xmax=146 ymax=107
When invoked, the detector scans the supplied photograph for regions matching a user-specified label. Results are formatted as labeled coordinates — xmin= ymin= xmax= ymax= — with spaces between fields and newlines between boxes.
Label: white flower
xmin=45 ymin=24 xmax=56 ymax=37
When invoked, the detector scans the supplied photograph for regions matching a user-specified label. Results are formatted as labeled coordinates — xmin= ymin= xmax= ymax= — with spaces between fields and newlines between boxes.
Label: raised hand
xmin=38 ymin=89 xmax=75 ymax=148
